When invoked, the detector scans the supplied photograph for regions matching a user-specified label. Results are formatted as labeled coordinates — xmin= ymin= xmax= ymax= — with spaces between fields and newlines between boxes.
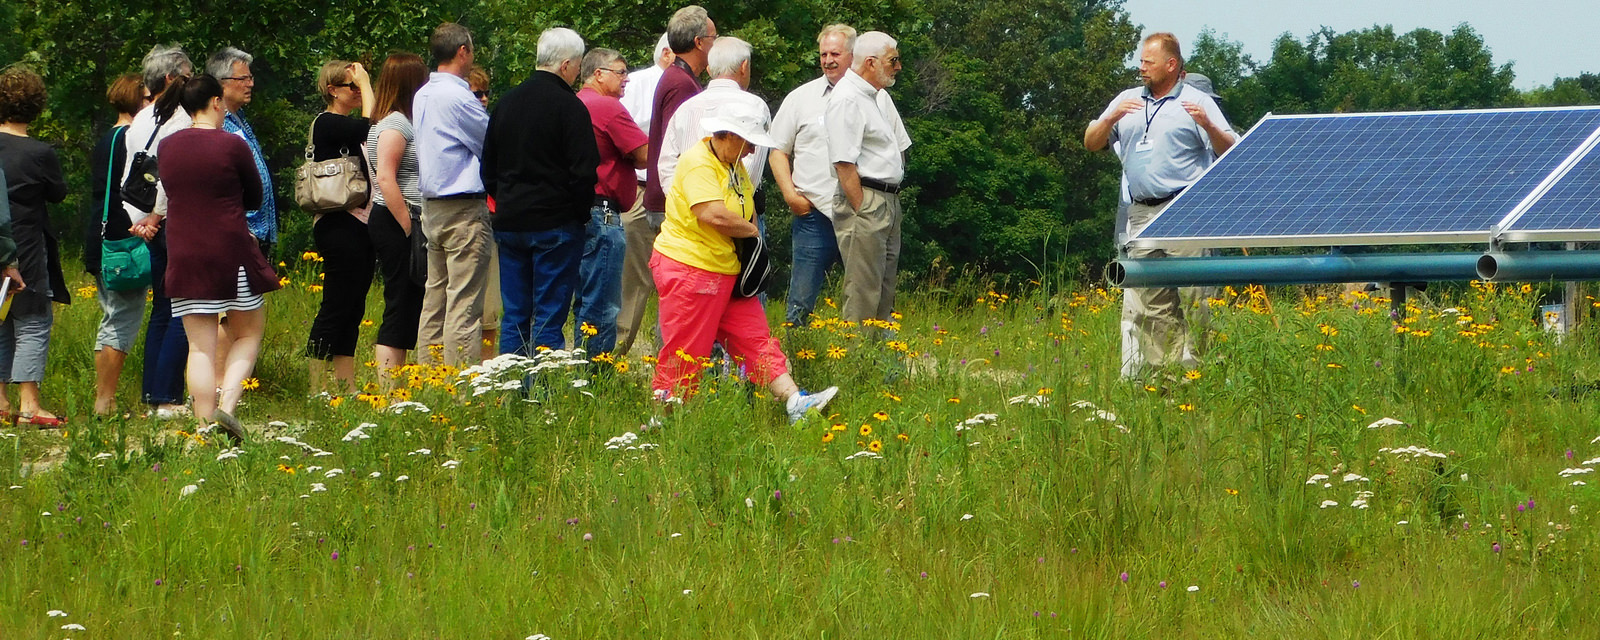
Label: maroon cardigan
xmin=157 ymin=127 xmax=280 ymax=300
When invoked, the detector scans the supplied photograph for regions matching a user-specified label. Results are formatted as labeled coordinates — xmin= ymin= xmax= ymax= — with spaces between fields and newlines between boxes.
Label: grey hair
xmin=853 ymin=31 xmax=897 ymax=64
xmin=817 ymin=24 xmax=857 ymax=51
xmin=536 ymin=28 xmax=585 ymax=69
xmin=666 ymin=6 xmax=711 ymax=55
xmin=706 ymin=37 xmax=750 ymax=78
xmin=581 ymin=48 xmax=625 ymax=84
xmin=205 ymin=47 xmax=253 ymax=79
xmin=141 ymin=44 xmax=192 ymax=96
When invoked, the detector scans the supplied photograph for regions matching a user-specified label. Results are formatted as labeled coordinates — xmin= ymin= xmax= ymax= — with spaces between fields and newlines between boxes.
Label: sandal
xmin=18 ymin=414 xmax=66 ymax=429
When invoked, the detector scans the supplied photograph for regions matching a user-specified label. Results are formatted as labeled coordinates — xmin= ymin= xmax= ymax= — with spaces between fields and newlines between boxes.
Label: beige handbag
xmin=293 ymin=113 xmax=369 ymax=214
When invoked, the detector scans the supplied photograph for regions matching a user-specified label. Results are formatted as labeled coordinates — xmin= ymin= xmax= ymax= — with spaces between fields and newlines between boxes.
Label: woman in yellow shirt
xmin=650 ymin=106 xmax=837 ymax=422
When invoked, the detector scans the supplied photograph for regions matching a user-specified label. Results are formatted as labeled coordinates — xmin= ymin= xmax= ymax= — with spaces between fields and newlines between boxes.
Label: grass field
xmin=2 ymin=254 xmax=1597 ymax=637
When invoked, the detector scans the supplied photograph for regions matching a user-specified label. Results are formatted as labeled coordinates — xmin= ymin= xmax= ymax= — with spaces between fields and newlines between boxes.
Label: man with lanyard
xmin=617 ymin=5 xmax=716 ymax=356
xmin=1084 ymin=32 xmax=1235 ymax=374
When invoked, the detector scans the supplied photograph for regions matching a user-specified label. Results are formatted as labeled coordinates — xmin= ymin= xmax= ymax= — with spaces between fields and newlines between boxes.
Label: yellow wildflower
xmin=822 ymin=431 xmax=835 ymax=443
xmin=868 ymin=440 xmax=883 ymax=453
xmin=859 ymin=424 xmax=873 ymax=437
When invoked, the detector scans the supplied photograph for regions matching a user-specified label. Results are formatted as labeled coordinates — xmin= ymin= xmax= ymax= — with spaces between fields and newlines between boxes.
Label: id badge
xmin=1135 ymin=137 xmax=1155 ymax=153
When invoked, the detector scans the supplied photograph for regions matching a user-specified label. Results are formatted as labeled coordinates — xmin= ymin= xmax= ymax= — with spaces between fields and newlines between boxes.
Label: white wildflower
xmin=1366 ymin=417 xmax=1405 ymax=429
xmin=215 ymin=448 xmax=243 ymax=461
xmin=1397 ymin=521 xmax=1409 ymax=525
xmin=307 ymin=466 xmax=322 ymax=472
xmin=745 ymin=497 xmax=755 ymax=509
xmin=1582 ymin=457 xmax=1600 ymax=466
xmin=670 ymin=532 xmax=682 ymax=538
xmin=41 ymin=511 xmax=51 ymax=516
xmin=682 ymin=589 xmax=692 ymax=595
xmin=395 ymin=475 xmax=409 ymax=482
xmin=47 ymin=610 xmax=67 ymax=617
xmin=1573 ymin=481 xmax=1588 ymax=486
xmin=91 ymin=452 xmax=115 ymax=461
xmin=1186 ymin=585 xmax=1199 ymax=592
xmin=961 ymin=513 xmax=974 ymax=521
xmin=1306 ymin=473 xmax=1330 ymax=484
xmin=571 ymin=379 xmax=589 ymax=388
xmin=62 ymin=623 xmax=86 ymax=631
xmin=310 ymin=483 xmax=327 ymax=493
xmin=179 ymin=484 xmax=198 ymax=498
xmin=368 ymin=471 xmax=381 ymax=478
xmin=442 ymin=460 xmax=461 ymax=469
xmin=970 ymin=592 xmax=990 ymax=598
xmin=323 ymin=468 xmax=345 ymax=478
xmin=843 ymin=451 xmax=883 ymax=460
xmin=1342 ymin=473 xmax=1369 ymax=483
xmin=1320 ymin=500 xmax=1339 ymax=508
xmin=526 ymin=635 xmax=551 ymax=640
xmin=408 ymin=448 xmax=432 ymax=456
xmin=388 ymin=401 xmax=431 ymax=414
xmin=1558 ymin=468 xmax=1594 ymax=477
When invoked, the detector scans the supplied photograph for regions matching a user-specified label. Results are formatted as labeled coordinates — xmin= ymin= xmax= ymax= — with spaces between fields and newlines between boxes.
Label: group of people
xmin=0 ymin=19 xmax=1227 ymax=436
xmin=1 ymin=6 xmax=933 ymax=432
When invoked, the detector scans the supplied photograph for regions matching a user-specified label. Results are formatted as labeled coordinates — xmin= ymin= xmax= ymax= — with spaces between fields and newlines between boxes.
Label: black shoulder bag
xmin=121 ymin=124 xmax=162 ymax=213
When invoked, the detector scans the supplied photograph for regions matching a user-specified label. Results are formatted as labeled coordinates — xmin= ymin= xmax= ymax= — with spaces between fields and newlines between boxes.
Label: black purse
xmin=732 ymin=234 xmax=772 ymax=298
xmin=121 ymin=126 xmax=162 ymax=213
xmin=408 ymin=211 xmax=428 ymax=286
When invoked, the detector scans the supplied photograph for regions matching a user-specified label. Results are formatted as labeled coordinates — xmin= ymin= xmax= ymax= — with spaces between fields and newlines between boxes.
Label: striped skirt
xmin=171 ymin=266 xmax=265 ymax=317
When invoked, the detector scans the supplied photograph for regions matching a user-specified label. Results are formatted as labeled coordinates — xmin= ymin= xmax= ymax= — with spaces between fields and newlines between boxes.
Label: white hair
xmin=205 ymin=47 xmax=253 ymax=79
xmin=706 ymin=37 xmax=751 ymax=78
xmin=852 ymin=31 xmax=897 ymax=67
xmin=536 ymin=28 xmax=585 ymax=68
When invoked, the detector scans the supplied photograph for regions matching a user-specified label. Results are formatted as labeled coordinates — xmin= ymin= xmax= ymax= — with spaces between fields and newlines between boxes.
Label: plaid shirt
xmin=223 ymin=110 xmax=277 ymax=243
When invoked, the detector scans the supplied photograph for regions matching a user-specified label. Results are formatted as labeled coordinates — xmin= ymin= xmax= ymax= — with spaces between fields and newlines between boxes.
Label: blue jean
xmin=496 ymin=222 xmax=584 ymax=357
xmin=784 ymin=210 xmax=841 ymax=325
xmin=577 ymin=205 xmax=625 ymax=355
xmin=143 ymin=230 xmax=188 ymax=405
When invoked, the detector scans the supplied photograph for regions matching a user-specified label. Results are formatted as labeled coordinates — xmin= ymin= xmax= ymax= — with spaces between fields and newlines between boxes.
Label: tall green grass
xmin=2 ymin=259 xmax=1596 ymax=637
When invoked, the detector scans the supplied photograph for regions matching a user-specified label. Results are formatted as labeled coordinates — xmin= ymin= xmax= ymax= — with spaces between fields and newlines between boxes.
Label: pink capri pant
xmin=650 ymin=251 xmax=788 ymax=397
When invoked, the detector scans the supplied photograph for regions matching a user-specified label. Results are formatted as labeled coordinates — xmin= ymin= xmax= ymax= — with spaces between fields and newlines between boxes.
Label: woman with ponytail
xmin=153 ymin=73 xmax=280 ymax=443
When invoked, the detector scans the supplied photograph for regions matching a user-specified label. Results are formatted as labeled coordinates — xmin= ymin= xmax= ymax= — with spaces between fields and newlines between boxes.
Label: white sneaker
xmin=786 ymin=386 xmax=839 ymax=423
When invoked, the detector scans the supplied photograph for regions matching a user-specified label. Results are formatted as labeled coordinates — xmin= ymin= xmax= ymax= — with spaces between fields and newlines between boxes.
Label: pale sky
xmin=1119 ymin=0 xmax=1593 ymax=89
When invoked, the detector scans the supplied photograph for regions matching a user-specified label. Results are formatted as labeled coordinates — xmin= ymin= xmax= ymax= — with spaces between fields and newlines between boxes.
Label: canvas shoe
xmin=786 ymin=386 xmax=839 ymax=423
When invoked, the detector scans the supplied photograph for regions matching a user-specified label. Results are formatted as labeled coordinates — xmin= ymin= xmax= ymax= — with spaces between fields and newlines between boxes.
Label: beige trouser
xmin=1121 ymin=200 xmax=1202 ymax=372
xmin=833 ymin=186 xmax=902 ymax=323
xmin=418 ymin=197 xmax=492 ymax=367
xmin=615 ymin=185 xmax=662 ymax=356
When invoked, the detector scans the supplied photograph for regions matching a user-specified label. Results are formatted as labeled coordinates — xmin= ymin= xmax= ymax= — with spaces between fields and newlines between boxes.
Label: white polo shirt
xmin=773 ymin=74 xmax=912 ymax=219
xmin=825 ymin=69 xmax=907 ymax=186
xmin=657 ymin=78 xmax=772 ymax=193
xmin=621 ymin=64 xmax=665 ymax=183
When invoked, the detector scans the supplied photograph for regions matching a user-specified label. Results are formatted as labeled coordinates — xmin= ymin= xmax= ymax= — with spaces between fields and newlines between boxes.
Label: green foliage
xmin=7 ymin=6 xmax=1589 ymax=280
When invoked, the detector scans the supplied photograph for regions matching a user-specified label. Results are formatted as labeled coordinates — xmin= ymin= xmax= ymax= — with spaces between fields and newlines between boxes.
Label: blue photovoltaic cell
xmin=1135 ymin=108 xmax=1600 ymax=243
xmin=1508 ymin=144 xmax=1600 ymax=231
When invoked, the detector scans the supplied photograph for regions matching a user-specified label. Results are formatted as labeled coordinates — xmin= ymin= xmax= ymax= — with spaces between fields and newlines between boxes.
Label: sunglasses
xmin=473 ymin=90 xmax=491 ymax=99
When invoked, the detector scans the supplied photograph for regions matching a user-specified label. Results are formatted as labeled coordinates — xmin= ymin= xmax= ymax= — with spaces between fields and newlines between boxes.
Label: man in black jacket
xmin=481 ymin=27 xmax=600 ymax=355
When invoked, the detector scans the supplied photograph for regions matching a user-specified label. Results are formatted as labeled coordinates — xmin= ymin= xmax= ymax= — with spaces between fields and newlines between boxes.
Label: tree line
xmin=3 ymin=1 xmax=1595 ymax=284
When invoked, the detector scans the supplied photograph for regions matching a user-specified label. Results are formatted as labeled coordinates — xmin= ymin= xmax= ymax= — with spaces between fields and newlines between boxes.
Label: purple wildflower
xmin=331 ymin=551 xmax=339 ymax=560
xmin=1120 ymin=571 xmax=1129 ymax=583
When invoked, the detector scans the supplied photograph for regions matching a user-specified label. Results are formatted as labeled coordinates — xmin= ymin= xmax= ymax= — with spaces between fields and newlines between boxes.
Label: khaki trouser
xmin=418 ymin=197 xmax=492 ymax=367
xmin=1121 ymin=200 xmax=1202 ymax=372
xmin=833 ymin=186 xmax=902 ymax=323
xmin=615 ymin=185 xmax=663 ymax=356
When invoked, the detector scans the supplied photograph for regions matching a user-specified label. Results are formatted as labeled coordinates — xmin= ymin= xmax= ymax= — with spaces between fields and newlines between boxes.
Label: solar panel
xmin=1127 ymin=107 xmax=1600 ymax=250
xmin=1498 ymin=141 xmax=1600 ymax=242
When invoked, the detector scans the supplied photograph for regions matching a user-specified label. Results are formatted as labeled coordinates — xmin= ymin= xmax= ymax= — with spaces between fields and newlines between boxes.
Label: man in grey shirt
xmin=1084 ymin=32 xmax=1235 ymax=374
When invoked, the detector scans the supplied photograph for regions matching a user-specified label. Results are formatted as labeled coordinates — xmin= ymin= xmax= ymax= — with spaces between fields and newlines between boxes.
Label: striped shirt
xmin=365 ymin=112 xmax=423 ymax=208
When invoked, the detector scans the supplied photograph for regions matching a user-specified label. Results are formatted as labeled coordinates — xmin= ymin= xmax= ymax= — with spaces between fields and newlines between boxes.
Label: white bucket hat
xmin=700 ymin=103 xmax=777 ymax=149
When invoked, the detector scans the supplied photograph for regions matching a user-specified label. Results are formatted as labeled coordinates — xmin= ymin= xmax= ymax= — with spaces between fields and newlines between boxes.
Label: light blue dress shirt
xmin=413 ymin=72 xmax=489 ymax=199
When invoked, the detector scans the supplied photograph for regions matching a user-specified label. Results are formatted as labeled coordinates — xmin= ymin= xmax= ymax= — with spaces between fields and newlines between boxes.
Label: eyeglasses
xmin=472 ymin=90 xmax=491 ymax=99
xmin=222 ymin=75 xmax=255 ymax=83
xmin=597 ymin=67 xmax=628 ymax=78
xmin=333 ymin=82 xmax=358 ymax=90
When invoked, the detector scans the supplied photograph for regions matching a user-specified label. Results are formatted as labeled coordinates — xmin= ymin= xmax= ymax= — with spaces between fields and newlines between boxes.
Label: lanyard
xmin=706 ymin=139 xmax=748 ymax=215
xmin=1143 ymin=97 xmax=1171 ymax=140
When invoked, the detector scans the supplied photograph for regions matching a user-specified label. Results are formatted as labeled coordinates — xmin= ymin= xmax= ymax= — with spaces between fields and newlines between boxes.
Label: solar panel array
xmin=1505 ymin=143 xmax=1600 ymax=234
xmin=1129 ymin=107 xmax=1600 ymax=248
